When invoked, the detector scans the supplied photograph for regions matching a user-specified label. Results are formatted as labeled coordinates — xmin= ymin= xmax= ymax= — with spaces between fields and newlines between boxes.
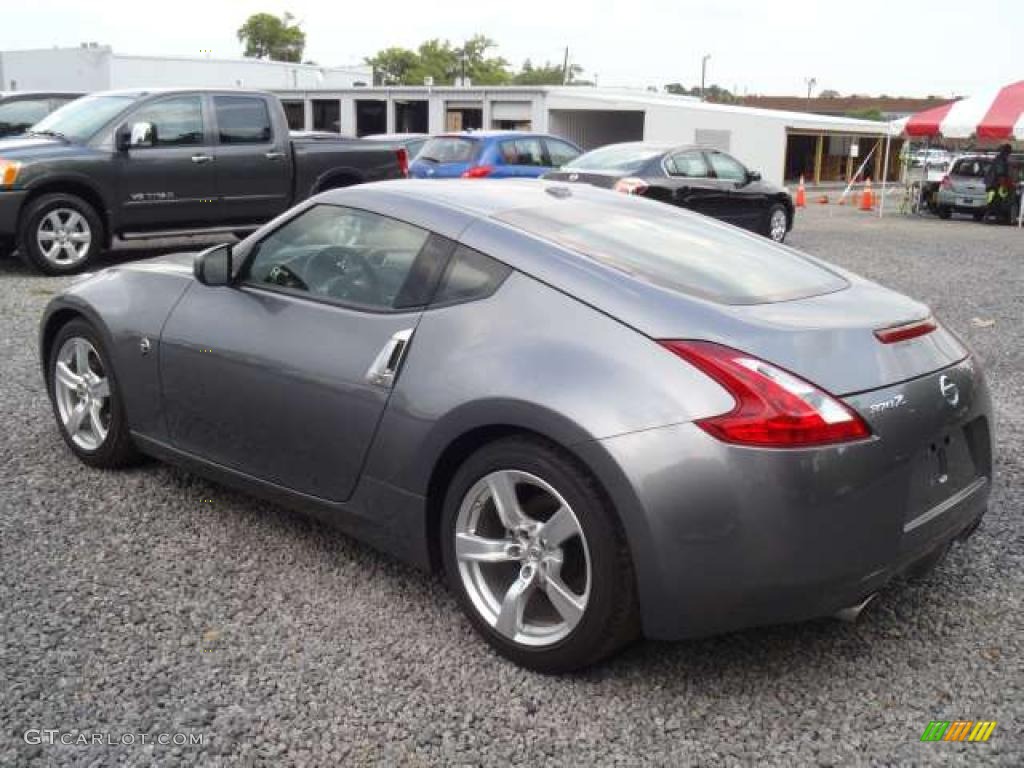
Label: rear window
xmin=497 ymin=199 xmax=848 ymax=305
xmin=418 ymin=137 xmax=478 ymax=164
xmin=565 ymin=145 xmax=665 ymax=173
xmin=951 ymin=157 xmax=990 ymax=178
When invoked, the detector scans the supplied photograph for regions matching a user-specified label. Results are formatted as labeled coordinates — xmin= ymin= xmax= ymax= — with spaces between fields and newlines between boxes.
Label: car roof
xmin=363 ymin=133 xmax=429 ymax=140
xmin=81 ymin=87 xmax=276 ymax=99
xmin=434 ymin=130 xmax=562 ymax=141
xmin=0 ymin=91 xmax=82 ymax=100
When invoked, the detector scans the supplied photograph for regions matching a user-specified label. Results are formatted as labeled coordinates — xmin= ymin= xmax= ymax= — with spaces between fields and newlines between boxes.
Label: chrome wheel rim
xmin=53 ymin=337 xmax=111 ymax=451
xmin=455 ymin=470 xmax=591 ymax=647
xmin=37 ymin=208 xmax=91 ymax=267
xmin=769 ymin=209 xmax=787 ymax=242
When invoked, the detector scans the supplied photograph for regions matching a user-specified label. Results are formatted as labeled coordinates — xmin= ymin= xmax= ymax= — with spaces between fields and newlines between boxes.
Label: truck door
xmin=210 ymin=94 xmax=292 ymax=224
xmin=115 ymin=94 xmax=218 ymax=231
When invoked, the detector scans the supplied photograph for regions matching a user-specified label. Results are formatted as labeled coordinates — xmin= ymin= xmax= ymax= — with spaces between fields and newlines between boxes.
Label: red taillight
xmin=940 ymin=175 xmax=952 ymax=189
xmin=613 ymin=177 xmax=648 ymax=195
xmin=660 ymin=340 xmax=871 ymax=447
xmin=874 ymin=317 xmax=937 ymax=344
xmin=462 ymin=165 xmax=494 ymax=178
xmin=396 ymin=147 xmax=409 ymax=177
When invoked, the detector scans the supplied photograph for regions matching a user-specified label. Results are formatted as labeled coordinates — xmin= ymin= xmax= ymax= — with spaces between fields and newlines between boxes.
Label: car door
xmin=704 ymin=150 xmax=761 ymax=228
xmin=210 ymin=94 xmax=292 ymax=224
xmin=115 ymin=94 xmax=218 ymax=231
xmin=493 ymin=137 xmax=550 ymax=178
xmin=159 ymin=203 xmax=450 ymax=501
xmin=661 ymin=149 xmax=728 ymax=218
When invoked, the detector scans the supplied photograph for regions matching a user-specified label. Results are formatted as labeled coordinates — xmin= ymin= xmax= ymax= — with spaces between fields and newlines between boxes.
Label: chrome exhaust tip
xmin=834 ymin=593 xmax=877 ymax=623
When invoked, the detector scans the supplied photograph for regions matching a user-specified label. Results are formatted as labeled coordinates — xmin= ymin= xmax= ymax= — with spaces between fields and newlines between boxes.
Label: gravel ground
xmin=1 ymin=211 xmax=1022 ymax=767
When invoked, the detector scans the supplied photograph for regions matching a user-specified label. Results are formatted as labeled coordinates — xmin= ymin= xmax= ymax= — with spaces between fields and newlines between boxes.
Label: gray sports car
xmin=40 ymin=179 xmax=993 ymax=672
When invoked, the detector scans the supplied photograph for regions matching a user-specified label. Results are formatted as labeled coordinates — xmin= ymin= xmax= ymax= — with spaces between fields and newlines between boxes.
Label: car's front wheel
xmin=937 ymin=205 xmax=953 ymax=220
xmin=764 ymin=203 xmax=789 ymax=243
xmin=48 ymin=318 xmax=140 ymax=468
xmin=20 ymin=193 xmax=104 ymax=275
xmin=441 ymin=437 xmax=639 ymax=673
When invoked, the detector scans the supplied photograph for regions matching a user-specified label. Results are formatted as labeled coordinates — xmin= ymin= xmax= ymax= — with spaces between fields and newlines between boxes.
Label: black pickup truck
xmin=0 ymin=89 xmax=408 ymax=274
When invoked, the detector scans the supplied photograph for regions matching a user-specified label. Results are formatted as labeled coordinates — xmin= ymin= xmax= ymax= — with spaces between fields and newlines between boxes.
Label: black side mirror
xmin=194 ymin=243 xmax=232 ymax=286
xmin=747 ymin=170 xmax=762 ymax=183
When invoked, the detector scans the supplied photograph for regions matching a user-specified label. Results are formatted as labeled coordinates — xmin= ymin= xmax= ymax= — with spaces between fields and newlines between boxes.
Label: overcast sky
xmin=1 ymin=0 xmax=1018 ymax=96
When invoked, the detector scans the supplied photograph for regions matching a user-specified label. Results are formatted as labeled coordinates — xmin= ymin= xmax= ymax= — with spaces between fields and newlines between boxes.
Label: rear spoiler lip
xmin=874 ymin=316 xmax=937 ymax=344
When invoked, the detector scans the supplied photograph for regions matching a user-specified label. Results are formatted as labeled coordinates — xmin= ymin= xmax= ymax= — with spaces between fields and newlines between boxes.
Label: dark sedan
xmin=545 ymin=142 xmax=794 ymax=242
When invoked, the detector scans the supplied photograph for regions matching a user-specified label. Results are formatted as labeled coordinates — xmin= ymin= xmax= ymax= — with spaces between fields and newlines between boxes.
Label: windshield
xmin=29 ymin=94 xmax=138 ymax=142
xmin=498 ymin=198 xmax=847 ymax=305
xmin=417 ymin=137 xmax=478 ymax=164
xmin=951 ymin=157 xmax=990 ymax=178
xmin=565 ymin=145 xmax=665 ymax=173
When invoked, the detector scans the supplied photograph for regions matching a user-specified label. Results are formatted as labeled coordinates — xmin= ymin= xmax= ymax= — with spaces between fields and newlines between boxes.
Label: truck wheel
xmin=936 ymin=206 xmax=952 ymax=220
xmin=19 ymin=193 xmax=104 ymax=275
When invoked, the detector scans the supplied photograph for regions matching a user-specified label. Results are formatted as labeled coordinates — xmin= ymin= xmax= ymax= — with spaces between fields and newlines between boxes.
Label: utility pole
xmin=701 ymin=54 xmax=711 ymax=100
xmin=562 ymin=47 xmax=569 ymax=85
xmin=805 ymin=77 xmax=817 ymax=100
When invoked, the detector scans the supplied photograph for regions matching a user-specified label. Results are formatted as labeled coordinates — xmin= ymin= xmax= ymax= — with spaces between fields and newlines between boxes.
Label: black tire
xmin=19 ymin=193 xmax=104 ymax=275
xmin=440 ymin=437 xmax=640 ymax=673
xmin=47 ymin=318 xmax=141 ymax=468
xmin=972 ymin=211 xmax=985 ymax=222
xmin=763 ymin=203 xmax=789 ymax=243
xmin=937 ymin=206 xmax=953 ymax=220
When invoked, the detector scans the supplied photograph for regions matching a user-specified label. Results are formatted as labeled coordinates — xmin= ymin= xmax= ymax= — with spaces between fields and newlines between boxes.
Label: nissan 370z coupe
xmin=40 ymin=179 xmax=993 ymax=672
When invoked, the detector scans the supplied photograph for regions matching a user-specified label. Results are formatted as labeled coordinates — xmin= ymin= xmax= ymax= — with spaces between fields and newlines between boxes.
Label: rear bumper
xmin=584 ymin=358 xmax=993 ymax=640
xmin=0 ymin=189 xmax=27 ymax=237
xmin=936 ymin=188 xmax=987 ymax=210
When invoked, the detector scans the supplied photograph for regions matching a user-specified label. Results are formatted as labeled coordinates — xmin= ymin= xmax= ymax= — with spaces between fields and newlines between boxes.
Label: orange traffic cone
xmin=860 ymin=178 xmax=874 ymax=211
xmin=795 ymin=176 xmax=807 ymax=208
xmin=817 ymin=194 xmax=829 ymax=205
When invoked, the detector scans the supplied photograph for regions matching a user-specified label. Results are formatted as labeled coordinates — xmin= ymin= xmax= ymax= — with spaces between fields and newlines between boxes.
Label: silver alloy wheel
xmin=455 ymin=469 xmax=591 ymax=647
xmin=53 ymin=337 xmax=111 ymax=451
xmin=37 ymin=208 xmax=92 ymax=267
xmin=769 ymin=208 xmax=788 ymax=242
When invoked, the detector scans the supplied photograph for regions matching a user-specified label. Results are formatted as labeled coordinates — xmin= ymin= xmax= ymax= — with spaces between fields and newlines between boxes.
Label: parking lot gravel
xmin=2 ymin=210 xmax=1022 ymax=766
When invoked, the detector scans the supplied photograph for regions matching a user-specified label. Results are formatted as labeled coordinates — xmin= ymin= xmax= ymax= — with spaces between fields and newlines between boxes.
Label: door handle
xmin=265 ymin=151 xmax=286 ymax=160
xmin=191 ymin=154 xmax=214 ymax=164
xmin=366 ymin=328 xmax=414 ymax=388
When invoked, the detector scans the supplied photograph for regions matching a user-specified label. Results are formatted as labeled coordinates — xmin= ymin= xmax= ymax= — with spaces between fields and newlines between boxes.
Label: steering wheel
xmin=308 ymin=246 xmax=384 ymax=304
xmin=265 ymin=263 xmax=309 ymax=292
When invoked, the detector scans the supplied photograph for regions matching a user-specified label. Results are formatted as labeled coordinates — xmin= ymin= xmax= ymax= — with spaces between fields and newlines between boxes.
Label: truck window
xmin=215 ymin=96 xmax=273 ymax=144
xmin=129 ymin=96 xmax=205 ymax=146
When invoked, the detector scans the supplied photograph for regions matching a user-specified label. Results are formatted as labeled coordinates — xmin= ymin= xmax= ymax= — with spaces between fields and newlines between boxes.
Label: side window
xmin=215 ymin=96 xmax=273 ymax=144
xmin=0 ymin=98 xmax=57 ymax=134
xmin=431 ymin=245 xmax=511 ymax=306
xmin=499 ymin=138 xmax=546 ymax=166
xmin=545 ymin=138 xmax=581 ymax=167
xmin=128 ymin=96 xmax=205 ymax=146
xmin=706 ymin=151 xmax=748 ymax=182
xmin=243 ymin=205 xmax=430 ymax=310
xmin=667 ymin=151 xmax=710 ymax=178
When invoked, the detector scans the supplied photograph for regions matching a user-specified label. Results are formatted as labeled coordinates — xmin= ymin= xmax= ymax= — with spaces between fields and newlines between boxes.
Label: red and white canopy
xmin=901 ymin=81 xmax=1024 ymax=140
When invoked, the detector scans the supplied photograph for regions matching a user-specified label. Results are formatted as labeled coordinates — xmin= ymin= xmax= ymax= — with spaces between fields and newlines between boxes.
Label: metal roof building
xmin=274 ymin=85 xmax=896 ymax=186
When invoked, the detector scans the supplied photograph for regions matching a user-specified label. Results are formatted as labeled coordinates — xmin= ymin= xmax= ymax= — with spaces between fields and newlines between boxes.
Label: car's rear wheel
xmin=972 ymin=211 xmax=985 ymax=222
xmin=20 ymin=193 xmax=104 ymax=275
xmin=48 ymin=318 xmax=140 ymax=468
xmin=764 ymin=203 xmax=789 ymax=242
xmin=440 ymin=437 xmax=639 ymax=673
xmin=937 ymin=205 xmax=953 ymax=220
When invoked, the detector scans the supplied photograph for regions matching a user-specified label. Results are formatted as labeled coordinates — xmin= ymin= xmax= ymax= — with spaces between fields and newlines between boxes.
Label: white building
xmin=274 ymin=86 xmax=897 ymax=186
xmin=0 ymin=45 xmax=371 ymax=93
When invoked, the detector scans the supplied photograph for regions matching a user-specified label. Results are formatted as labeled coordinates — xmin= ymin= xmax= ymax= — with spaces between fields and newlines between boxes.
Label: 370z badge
xmin=868 ymin=393 xmax=905 ymax=414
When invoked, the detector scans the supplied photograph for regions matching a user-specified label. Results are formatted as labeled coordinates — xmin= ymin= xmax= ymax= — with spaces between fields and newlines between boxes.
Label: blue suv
xmin=409 ymin=131 xmax=582 ymax=179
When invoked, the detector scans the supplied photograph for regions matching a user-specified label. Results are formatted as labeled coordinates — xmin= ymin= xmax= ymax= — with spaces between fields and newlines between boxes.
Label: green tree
xmin=819 ymin=89 xmax=841 ymax=98
xmin=847 ymin=108 xmax=884 ymax=121
xmin=664 ymin=83 xmax=736 ymax=103
xmin=513 ymin=59 xmax=583 ymax=85
xmin=366 ymin=46 xmax=421 ymax=85
xmin=237 ymin=12 xmax=306 ymax=62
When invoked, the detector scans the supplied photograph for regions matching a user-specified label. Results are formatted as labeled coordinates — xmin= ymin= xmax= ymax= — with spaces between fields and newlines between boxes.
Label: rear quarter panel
xmin=291 ymin=140 xmax=404 ymax=200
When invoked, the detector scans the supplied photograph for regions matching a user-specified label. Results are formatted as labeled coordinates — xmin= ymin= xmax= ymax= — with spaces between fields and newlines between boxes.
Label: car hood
xmin=0 ymin=136 xmax=88 ymax=161
xmin=121 ymin=251 xmax=197 ymax=276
